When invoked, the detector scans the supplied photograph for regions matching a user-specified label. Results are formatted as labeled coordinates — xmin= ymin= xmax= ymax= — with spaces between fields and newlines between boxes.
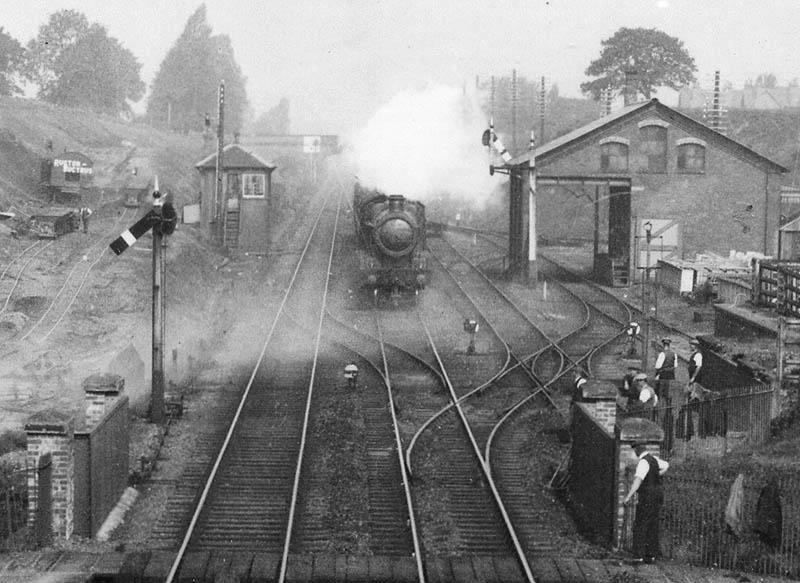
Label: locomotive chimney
xmin=388 ymin=195 xmax=403 ymax=211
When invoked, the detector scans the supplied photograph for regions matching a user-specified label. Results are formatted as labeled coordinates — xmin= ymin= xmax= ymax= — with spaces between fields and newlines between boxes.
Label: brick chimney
xmin=623 ymin=69 xmax=639 ymax=106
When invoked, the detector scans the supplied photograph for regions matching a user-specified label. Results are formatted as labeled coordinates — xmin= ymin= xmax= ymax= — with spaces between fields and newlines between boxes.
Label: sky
xmin=4 ymin=1 xmax=799 ymax=139
xmin=6 ymin=0 xmax=800 ymax=134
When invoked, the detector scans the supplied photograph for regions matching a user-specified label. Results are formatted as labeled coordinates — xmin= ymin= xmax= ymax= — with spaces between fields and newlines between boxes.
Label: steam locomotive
xmin=353 ymin=184 xmax=429 ymax=301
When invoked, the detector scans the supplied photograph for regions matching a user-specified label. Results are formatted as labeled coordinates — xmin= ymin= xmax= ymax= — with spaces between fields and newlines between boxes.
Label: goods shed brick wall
xmin=535 ymin=109 xmax=782 ymax=259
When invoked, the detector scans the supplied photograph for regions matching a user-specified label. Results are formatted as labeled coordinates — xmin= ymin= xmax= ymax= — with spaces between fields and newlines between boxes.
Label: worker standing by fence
xmin=623 ymin=442 xmax=669 ymax=564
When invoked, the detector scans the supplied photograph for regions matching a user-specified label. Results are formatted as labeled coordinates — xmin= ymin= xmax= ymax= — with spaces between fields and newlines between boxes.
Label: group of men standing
xmin=623 ymin=335 xmax=705 ymax=564
xmin=615 ymin=336 xmax=705 ymax=413
xmin=570 ymin=331 xmax=706 ymax=565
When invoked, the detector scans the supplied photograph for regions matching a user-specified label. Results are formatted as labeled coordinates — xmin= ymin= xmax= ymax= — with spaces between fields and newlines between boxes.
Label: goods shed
xmin=503 ymin=98 xmax=787 ymax=286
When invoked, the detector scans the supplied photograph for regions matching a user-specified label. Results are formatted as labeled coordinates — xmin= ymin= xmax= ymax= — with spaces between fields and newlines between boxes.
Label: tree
xmin=581 ymin=27 xmax=697 ymax=101
xmin=25 ymin=10 xmax=145 ymax=114
xmin=755 ymin=73 xmax=778 ymax=88
xmin=48 ymin=26 xmax=145 ymax=113
xmin=0 ymin=27 xmax=24 ymax=95
xmin=249 ymin=98 xmax=291 ymax=134
xmin=25 ymin=10 xmax=89 ymax=93
xmin=147 ymin=4 xmax=248 ymax=134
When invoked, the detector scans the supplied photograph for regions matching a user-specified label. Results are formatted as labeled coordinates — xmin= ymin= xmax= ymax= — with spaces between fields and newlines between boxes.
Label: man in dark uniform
xmin=654 ymin=338 xmax=677 ymax=399
xmin=618 ymin=366 xmax=641 ymax=412
xmin=623 ymin=442 xmax=669 ymax=563
xmin=687 ymin=338 xmax=704 ymax=387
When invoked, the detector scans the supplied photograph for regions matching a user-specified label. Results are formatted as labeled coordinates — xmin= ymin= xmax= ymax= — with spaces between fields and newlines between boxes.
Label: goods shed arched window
xmin=599 ymin=137 xmax=629 ymax=172
xmin=676 ymin=138 xmax=706 ymax=173
xmin=638 ymin=120 xmax=668 ymax=173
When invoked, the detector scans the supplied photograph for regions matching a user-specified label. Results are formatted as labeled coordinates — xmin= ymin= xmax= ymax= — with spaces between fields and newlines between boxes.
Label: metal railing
xmin=0 ymin=463 xmax=31 ymax=551
xmin=654 ymin=470 xmax=800 ymax=578
xmin=619 ymin=383 xmax=773 ymax=460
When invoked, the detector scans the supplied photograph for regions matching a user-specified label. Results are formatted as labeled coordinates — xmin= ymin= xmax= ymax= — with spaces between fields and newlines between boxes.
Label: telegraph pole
xmin=214 ymin=81 xmax=225 ymax=244
xmin=539 ymin=76 xmax=546 ymax=142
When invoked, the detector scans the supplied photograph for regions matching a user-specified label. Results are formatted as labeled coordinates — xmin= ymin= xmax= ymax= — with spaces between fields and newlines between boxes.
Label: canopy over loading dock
xmin=497 ymin=99 xmax=787 ymax=286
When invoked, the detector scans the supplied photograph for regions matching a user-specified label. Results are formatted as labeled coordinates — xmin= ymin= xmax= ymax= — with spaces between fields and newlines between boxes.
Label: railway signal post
xmin=109 ymin=180 xmax=177 ymax=424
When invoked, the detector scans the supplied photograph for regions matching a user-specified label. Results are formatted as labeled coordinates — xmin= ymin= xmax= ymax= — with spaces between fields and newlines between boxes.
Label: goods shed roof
xmin=507 ymin=98 xmax=787 ymax=174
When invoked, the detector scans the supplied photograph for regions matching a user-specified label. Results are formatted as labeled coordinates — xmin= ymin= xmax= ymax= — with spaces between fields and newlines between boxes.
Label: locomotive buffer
xmin=110 ymin=181 xmax=177 ymax=424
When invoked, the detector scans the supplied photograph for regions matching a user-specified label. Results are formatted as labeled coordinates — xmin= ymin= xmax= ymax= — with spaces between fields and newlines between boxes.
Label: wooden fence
xmin=755 ymin=260 xmax=800 ymax=316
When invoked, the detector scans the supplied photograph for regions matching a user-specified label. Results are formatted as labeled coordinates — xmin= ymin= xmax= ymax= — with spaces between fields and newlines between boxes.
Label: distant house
xmin=506 ymin=98 xmax=787 ymax=285
xmin=679 ymin=85 xmax=800 ymax=110
xmin=195 ymin=144 xmax=276 ymax=254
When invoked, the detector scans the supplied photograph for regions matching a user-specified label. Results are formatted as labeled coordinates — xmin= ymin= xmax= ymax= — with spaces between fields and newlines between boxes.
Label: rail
xmin=417 ymin=315 xmax=536 ymax=583
xmin=164 ymin=192 xmax=336 ymax=583
xmin=374 ymin=304 xmax=426 ymax=582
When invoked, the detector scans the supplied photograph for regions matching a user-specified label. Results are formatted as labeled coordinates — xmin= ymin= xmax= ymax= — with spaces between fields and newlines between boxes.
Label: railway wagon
xmin=353 ymin=184 xmax=429 ymax=301
xmin=29 ymin=208 xmax=80 ymax=238
xmin=40 ymin=151 xmax=94 ymax=203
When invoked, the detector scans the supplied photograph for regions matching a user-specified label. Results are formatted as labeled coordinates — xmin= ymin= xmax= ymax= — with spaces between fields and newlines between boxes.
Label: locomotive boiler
xmin=353 ymin=184 xmax=429 ymax=301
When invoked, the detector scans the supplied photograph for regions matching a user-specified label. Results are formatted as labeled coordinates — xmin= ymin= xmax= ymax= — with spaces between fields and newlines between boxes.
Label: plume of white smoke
xmin=348 ymin=84 xmax=501 ymax=208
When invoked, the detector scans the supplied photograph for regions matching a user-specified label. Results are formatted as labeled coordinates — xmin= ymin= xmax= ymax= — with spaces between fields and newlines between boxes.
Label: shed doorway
xmin=593 ymin=183 xmax=632 ymax=286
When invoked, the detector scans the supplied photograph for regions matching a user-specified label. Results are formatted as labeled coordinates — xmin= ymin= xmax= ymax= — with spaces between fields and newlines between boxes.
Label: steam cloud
xmin=348 ymin=84 xmax=501 ymax=208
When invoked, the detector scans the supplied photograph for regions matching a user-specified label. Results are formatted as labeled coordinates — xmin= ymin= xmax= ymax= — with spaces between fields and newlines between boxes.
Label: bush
xmin=691 ymin=281 xmax=715 ymax=304
xmin=0 ymin=430 xmax=26 ymax=457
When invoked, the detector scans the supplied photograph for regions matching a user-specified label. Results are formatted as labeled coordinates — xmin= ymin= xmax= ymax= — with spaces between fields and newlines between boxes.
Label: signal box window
xmin=677 ymin=142 xmax=706 ymax=173
xmin=600 ymin=141 xmax=629 ymax=172
xmin=242 ymin=173 xmax=265 ymax=198
xmin=639 ymin=125 xmax=667 ymax=173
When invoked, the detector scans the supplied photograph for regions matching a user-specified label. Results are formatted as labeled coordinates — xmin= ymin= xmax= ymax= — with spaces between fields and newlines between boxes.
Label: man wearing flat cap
xmin=633 ymin=372 xmax=658 ymax=409
xmin=687 ymin=338 xmax=704 ymax=388
xmin=623 ymin=442 xmax=669 ymax=563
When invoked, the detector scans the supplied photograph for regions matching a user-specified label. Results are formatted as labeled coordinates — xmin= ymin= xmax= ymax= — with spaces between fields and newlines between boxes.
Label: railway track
xmin=155 ymin=211 xmax=666 ymax=581
xmin=0 ymin=240 xmax=53 ymax=324
xmin=18 ymin=208 xmax=133 ymax=343
xmin=161 ymin=188 xmax=340 ymax=581
xmin=165 ymin=182 xmax=423 ymax=581
xmin=0 ymin=207 xmax=133 ymax=344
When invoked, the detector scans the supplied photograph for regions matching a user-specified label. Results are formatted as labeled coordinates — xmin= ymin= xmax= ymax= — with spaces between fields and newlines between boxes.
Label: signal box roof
xmin=196 ymin=143 xmax=276 ymax=170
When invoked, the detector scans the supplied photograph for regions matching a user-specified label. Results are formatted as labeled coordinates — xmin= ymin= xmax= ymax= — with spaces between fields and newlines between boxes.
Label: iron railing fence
xmin=622 ymin=468 xmax=800 ymax=578
xmin=619 ymin=383 xmax=773 ymax=460
xmin=0 ymin=462 xmax=31 ymax=551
